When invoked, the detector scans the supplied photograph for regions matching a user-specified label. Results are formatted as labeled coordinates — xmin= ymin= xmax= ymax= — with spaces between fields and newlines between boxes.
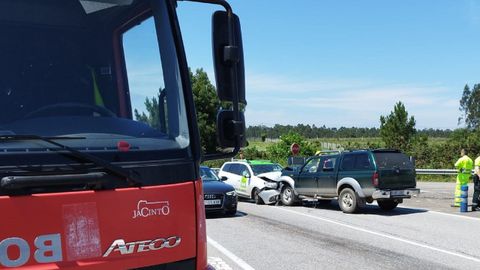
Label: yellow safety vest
xmin=455 ymin=155 xmax=473 ymax=174
xmin=475 ymin=156 xmax=480 ymax=167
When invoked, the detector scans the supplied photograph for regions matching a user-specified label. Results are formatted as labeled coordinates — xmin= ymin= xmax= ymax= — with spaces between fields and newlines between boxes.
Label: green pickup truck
xmin=277 ymin=149 xmax=420 ymax=213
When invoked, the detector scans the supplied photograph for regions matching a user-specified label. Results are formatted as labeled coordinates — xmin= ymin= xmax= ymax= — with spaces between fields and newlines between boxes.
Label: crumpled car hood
xmin=257 ymin=171 xmax=282 ymax=181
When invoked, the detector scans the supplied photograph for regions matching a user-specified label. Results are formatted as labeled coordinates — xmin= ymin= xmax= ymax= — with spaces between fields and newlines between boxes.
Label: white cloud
xmin=245 ymin=72 xmax=459 ymax=129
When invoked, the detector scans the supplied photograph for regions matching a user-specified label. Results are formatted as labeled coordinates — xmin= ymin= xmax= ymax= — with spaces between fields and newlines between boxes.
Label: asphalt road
xmin=206 ymin=182 xmax=480 ymax=270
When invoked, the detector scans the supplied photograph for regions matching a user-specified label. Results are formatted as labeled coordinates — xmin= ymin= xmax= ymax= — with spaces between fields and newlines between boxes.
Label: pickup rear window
xmin=374 ymin=152 xmax=413 ymax=170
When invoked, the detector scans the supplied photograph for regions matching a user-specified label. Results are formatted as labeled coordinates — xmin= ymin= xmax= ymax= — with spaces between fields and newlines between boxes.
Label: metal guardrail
xmin=415 ymin=169 xmax=474 ymax=175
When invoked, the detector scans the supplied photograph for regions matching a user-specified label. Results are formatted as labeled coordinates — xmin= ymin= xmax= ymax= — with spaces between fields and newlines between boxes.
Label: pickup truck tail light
xmin=372 ymin=172 xmax=379 ymax=187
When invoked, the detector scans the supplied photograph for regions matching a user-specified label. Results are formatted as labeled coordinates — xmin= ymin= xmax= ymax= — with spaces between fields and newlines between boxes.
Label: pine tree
xmin=459 ymin=84 xmax=480 ymax=129
xmin=379 ymin=101 xmax=416 ymax=151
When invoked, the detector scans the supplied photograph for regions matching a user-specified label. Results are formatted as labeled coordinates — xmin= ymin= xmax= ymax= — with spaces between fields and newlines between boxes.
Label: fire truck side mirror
xmin=212 ymin=11 xmax=245 ymax=104
xmin=217 ymin=110 xmax=246 ymax=148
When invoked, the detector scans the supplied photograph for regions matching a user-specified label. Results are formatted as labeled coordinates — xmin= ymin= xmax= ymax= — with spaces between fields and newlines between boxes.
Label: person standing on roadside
xmin=453 ymin=149 xmax=473 ymax=207
xmin=472 ymin=155 xmax=480 ymax=211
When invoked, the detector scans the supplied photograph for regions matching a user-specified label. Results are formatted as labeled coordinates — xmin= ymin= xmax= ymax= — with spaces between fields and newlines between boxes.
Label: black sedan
xmin=201 ymin=166 xmax=237 ymax=216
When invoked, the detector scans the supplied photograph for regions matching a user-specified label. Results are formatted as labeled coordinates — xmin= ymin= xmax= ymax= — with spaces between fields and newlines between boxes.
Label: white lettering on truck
xmin=132 ymin=200 xmax=170 ymax=219
xmin=103 ymin=236 xmax=181 ymax=257
xmin=0 ymin=234 xmax=181 ymax=267
xmin=0 ymin=234 xmax=62 ymax=268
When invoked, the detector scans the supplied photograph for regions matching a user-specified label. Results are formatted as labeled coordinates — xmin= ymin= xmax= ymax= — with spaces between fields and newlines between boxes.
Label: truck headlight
xmin=264 ymin=182 xmax=278 ymax=189
xmin=226 ymin=190 xmax=237 ymax=196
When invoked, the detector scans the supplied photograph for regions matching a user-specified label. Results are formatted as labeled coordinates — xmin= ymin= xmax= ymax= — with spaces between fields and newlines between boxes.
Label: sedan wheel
xmin=281 ymin=185 xmax=296 ymax=206
xmin=253 ymin=188 xmax=264 ymax=205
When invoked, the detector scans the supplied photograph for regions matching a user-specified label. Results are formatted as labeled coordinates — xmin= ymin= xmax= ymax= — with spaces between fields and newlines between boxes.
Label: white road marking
xmin=420 ymin=190 xmax=450 ymax=194
xmin=275 ymin=206 xmax=480 ymax=264
xmin=207 ymin=236 xmax=256 ymax=270
xmin=208 ymin=257 xmax=233 ymax=270
xmin=400 ymin=206 xmax=480 ymax=221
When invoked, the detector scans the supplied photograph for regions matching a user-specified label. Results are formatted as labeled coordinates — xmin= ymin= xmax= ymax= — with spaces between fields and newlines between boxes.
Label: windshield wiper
xmin=0 ymin=134 xmax=141 ymax=187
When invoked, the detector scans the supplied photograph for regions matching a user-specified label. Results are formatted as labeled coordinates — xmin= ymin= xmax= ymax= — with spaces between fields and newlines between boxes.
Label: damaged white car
xmin=218 ymin=160 xmax=283 ymax=204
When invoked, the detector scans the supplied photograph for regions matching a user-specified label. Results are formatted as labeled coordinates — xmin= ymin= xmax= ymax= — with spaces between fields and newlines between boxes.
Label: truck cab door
xmin=317 ymin=156 xmax=338 ymax=196
xmin=296 ymin=157 xmax=320 ymax=196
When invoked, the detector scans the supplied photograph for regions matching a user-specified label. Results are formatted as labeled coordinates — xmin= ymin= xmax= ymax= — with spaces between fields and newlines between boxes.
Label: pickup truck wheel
xmin=339 ymin=188 xmax=358 ymax=213
xmin=253 ymin=188 xmax=264 ymax=205
xmin=281 ymin=185 xmax=296 ymax=206
xmin=377 ymin=200 xmax=399 ymax=211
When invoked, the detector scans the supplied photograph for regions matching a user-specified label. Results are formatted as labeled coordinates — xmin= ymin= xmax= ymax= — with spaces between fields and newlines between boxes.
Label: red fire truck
xmin=0 ymin=0 xmax=245 ymax=269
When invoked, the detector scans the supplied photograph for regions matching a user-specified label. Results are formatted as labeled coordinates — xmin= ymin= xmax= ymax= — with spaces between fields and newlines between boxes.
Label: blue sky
xmin=176 ymin=0 xmax=480 ymax=129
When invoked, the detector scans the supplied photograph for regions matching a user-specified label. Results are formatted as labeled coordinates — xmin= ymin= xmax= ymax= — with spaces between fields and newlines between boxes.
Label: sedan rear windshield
xmin=374 ymin=153 xmax=414 ymax=170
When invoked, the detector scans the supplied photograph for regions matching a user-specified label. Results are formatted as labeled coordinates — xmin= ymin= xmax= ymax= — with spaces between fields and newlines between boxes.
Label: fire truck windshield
xmin=0 ymin=0 xmax=190 ymax=156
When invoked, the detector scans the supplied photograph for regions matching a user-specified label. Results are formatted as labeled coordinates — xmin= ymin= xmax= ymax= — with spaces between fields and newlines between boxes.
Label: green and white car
xmin=218 ymin=160 xmax=283 ymax=204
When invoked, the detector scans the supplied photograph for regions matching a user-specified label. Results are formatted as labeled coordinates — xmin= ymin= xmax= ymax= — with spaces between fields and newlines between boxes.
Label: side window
xmin=229 ymin=164 xmax=241 ymax=175
xmin=321 ymin=157 xmax=337 ymax=171
xmin=123 ymin=17 xmax=168 ymax=132
xmin=238 ymin=164 xmax=249 ymax=177
xmin=340 ymin=154 xmax=355 ymax=171
xmin=302 ymin=158 xmax=319 ymax=173
xmin=222 ymin=164 xmax=232 ymax=173
xmin=340 ymin=154 xmax=373 ymax=171
xmin=354 ymin=153 xmax=373 ymax=170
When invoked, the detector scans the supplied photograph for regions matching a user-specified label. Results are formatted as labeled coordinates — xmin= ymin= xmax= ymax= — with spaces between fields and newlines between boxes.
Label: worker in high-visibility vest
xmin=472 ymin=155 xmax=480 ymax=211
xmin=453 ymin=149 xmax=473 ymax=207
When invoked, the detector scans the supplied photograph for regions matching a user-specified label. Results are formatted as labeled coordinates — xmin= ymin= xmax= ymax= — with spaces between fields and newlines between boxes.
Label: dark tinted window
xmin=374 ymin=152 xmax=413 ymax=169
xmin=225 ymin=164 xmax=248 ymax=176
xmin=340 ymin=153 xmax=374 ymax=171
xmin=222 ymin=164 xmax=233 ymax=173
xmin=340 ymin=155 xmax=355 ymax=171
xmin=355 ymin=154 xmax=373 ymax=170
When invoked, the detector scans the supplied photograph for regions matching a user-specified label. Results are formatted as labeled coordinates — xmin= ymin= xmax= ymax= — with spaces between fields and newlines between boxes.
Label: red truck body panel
xmin=0 ymin=182 xmax=198 ymax=269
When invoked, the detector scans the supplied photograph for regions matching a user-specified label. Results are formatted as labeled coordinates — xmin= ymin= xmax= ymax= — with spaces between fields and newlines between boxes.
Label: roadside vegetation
xmin=134 ymin=69 xmax=480 ymax=182
xmin=238 ymin=85 xmax=480 ymax=182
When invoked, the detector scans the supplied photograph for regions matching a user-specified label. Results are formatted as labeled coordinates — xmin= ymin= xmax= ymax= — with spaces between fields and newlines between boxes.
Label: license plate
xmin=391 ymin=190 xmax=404 ymax=196
xmin=204 ymin=199 xmax=221 ymax=205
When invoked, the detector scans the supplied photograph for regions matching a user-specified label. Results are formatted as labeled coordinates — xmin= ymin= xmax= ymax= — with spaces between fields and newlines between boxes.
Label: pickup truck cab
xmin=278 ymin=149 xmax=420 ymax=213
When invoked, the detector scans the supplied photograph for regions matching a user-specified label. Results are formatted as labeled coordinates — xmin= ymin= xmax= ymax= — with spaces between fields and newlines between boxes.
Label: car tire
xmin=377 ymin=200 xmax=399 ymax=211
xmin=253 ymin=188 xmax=264 ymax=205
xmin=281 ymin=185 xmax=296 ymax=206
xmin=225 ymin=208 xmax=237 ymax=216
xmin=338 ymin=188 xmax=358 ymax=213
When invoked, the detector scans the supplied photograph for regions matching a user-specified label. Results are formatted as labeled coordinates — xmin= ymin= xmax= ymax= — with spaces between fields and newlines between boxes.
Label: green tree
xmin=190 ymin=68 xmax=220 ymax=153
xmin=266 ymin=132 xmax=315 ymax=165
xmin=379 ymin=101 xmax=416 ymax=151
xmin=134 ymin=91 xmax=161 ymax=129
xmin=459 ymin=84 xmax=480 ymax=129
xmin=134 ymin=68 xmax=220 ymax=153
